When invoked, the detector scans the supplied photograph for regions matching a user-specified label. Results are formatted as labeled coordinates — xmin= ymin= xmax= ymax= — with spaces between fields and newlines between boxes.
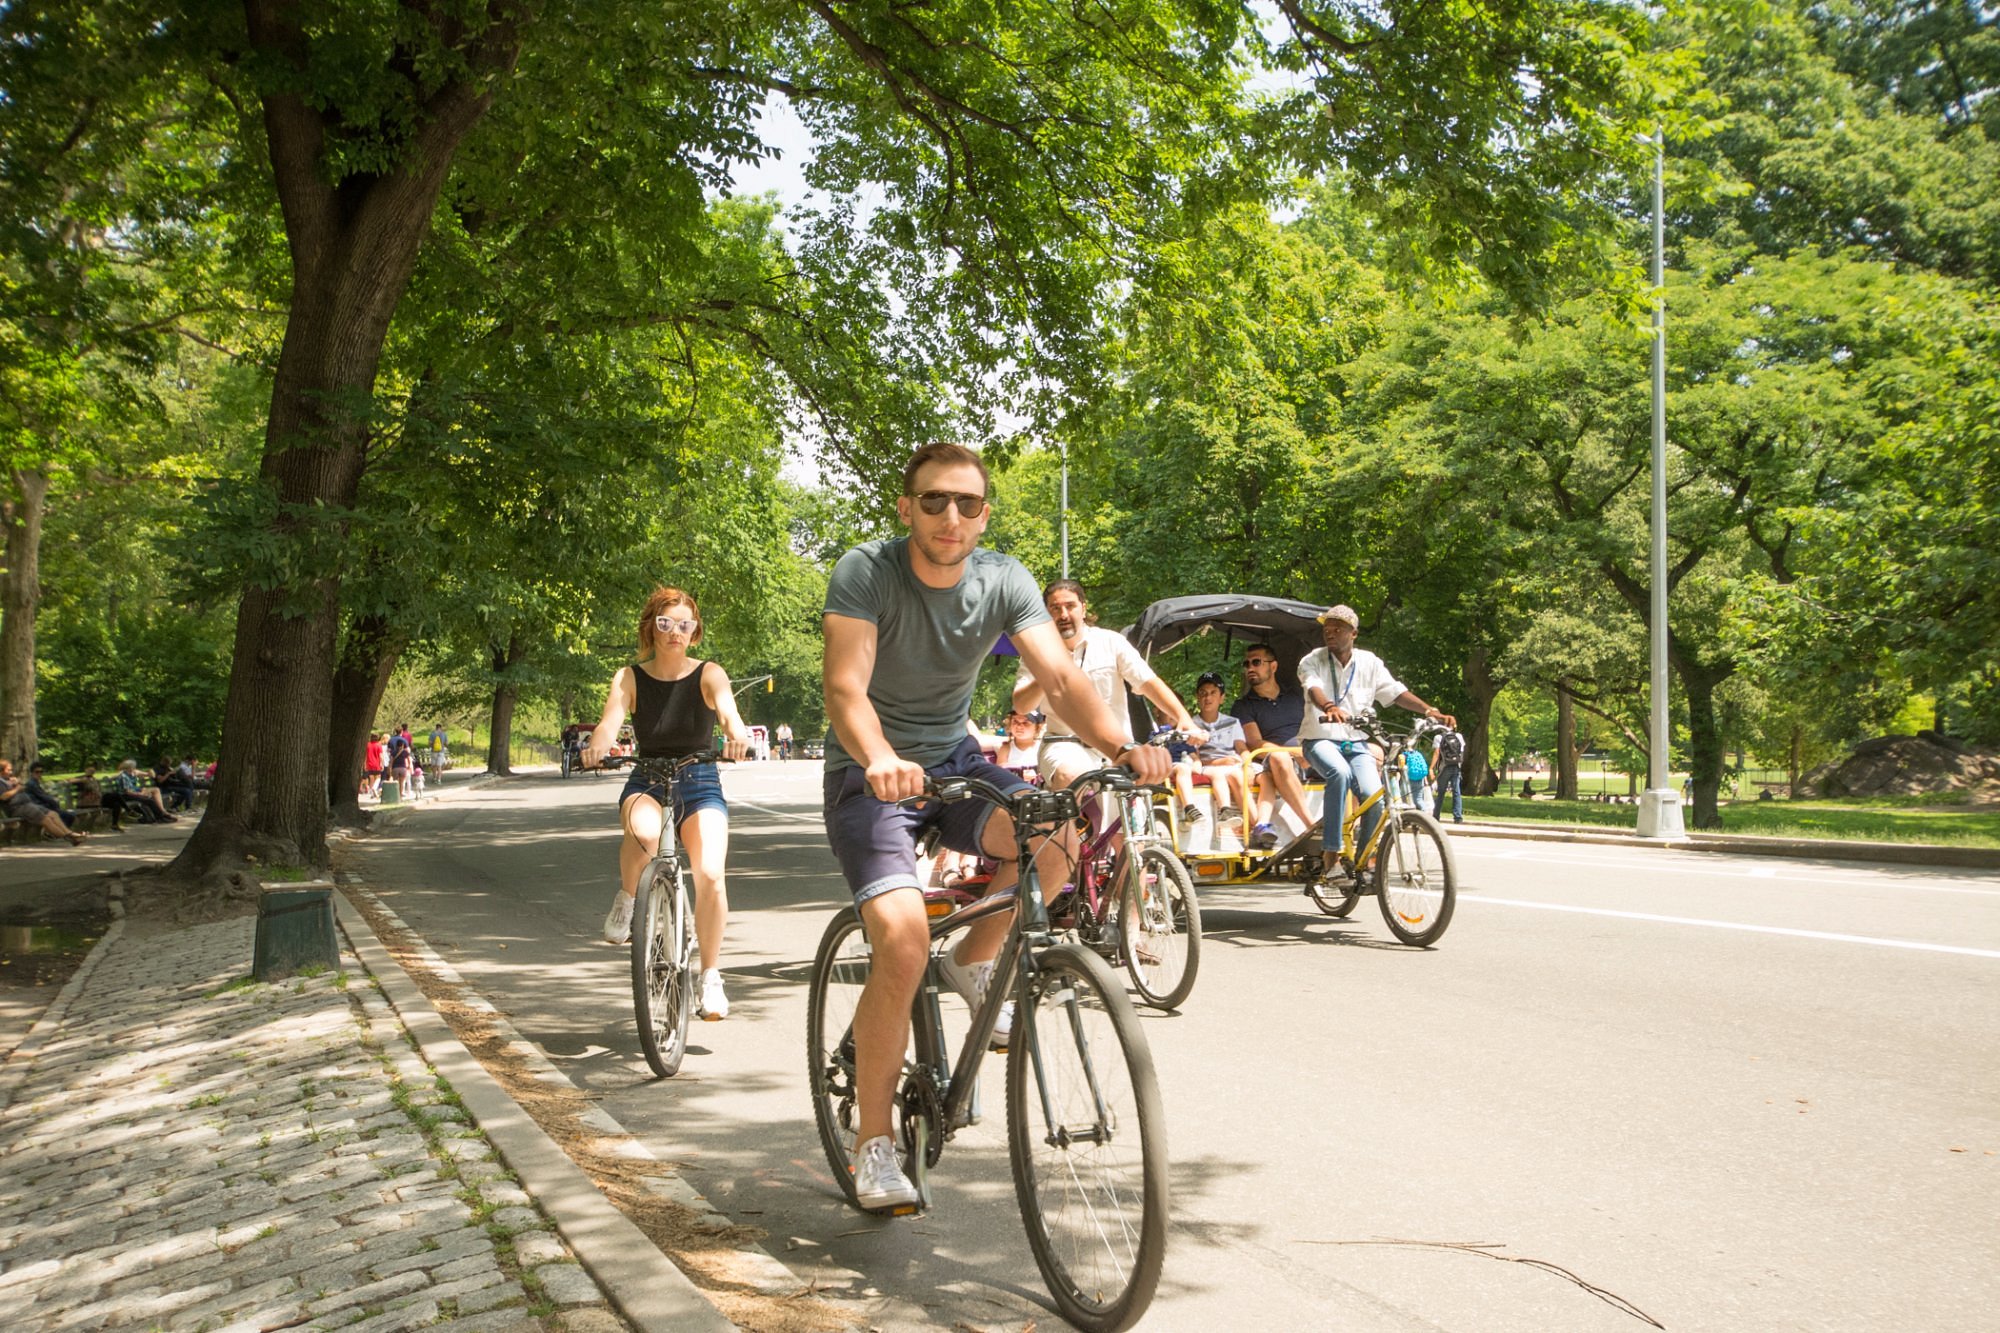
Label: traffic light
xmin=766 ymin=677 xmax=774 ymax=692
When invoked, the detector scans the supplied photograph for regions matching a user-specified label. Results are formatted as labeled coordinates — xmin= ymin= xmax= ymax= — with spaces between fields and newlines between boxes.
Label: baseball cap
xmin=1008 ymin=708 xmax=1047 ymax=724
xmin=1195 ymin=671 xmax=1226 ymax=689
xmin=1317 ymin=604 xmax=1359 ymax=628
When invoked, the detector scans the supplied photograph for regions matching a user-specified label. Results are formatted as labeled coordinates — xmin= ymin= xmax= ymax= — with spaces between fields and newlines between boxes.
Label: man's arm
xmin=1011 ymin=668 xmax=1048 ymax=719
xmin=1136 ymin=676 xmax=1202 ymax=741
xmin=1012 ymin=622 xmax=1170 ymax=782
xmin=823 ymin=612 xmax=926 ymax=801
xmin=1392 ymin=689 xmax=1456 ymax=731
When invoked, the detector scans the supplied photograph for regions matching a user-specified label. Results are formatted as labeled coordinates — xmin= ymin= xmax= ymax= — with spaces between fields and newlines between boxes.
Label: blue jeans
xmin=1436 ymin=767 xmax=1463 ymax=821
xmin=1302 ymin=739 xmax=1381 ymax=857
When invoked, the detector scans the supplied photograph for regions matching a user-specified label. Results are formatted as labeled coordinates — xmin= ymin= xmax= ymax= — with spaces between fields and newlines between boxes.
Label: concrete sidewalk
xmin=0 ymin=873 xmax=747 ymax=1333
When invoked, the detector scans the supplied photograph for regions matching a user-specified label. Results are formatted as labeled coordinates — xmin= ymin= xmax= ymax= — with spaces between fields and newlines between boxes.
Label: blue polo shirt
xmin=1230 ymin=688 xmax=1305 ymax=746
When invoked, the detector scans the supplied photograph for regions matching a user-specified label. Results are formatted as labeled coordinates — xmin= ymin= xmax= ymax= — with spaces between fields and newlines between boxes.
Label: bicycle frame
xmin=910 ymin=782 xmax=1076 ymax=1148
xmin=1327 ymin=726 xmax=1434 ymax=866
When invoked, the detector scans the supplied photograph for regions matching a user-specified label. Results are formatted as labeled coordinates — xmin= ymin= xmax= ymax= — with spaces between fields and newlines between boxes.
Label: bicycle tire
xmin=806 ymin=908 xmax=880 ymax=1207
xmin=560 ymin=747 xmax=573 ymax=778
xmin=1008 ymin=942 xmax=1168 ymax=1333
xmin=1373 ymin=807 xmax=1457 ymax=946
xmin=1306 ymin=868 xmax=1360 ymax=918
xmin=633 ymin=859 xmax=693 ymax=1076
xmin=1119 ymin=845 xmax=1201 ymax=1010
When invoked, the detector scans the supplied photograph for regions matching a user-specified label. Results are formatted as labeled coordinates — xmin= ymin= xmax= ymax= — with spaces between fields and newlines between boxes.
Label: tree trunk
xmin=1461 ymin=642 xmax=1502 ymax=796
xmin=1787 ymin=725 xmax=1802 ymax=797
xmin=168 ymin=8 xmax=514 ymax=882
xmin=1680 ymin=661 xmax=1731 ymax=830
xmin=0 ymin=468 xmax=48 ymax=768
xmin=1555 ymin=677 xmax=1578 ymax=801
xmin=328 ymin=615 xmax=409 ymax=825
xmin=484 ymin=635 xmax=527 ymax=775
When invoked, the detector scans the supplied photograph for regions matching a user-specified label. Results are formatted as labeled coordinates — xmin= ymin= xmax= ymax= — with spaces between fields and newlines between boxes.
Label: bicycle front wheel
xmin=1119 ymin=845 xmax=1201 ymax=1010
xmin=806 ymin=908 xmax=874 ymax=1206
xmin=1374 ymin=808 xmax=1457 ymax=946
xmin=633 ymin=860 xmax=693 ymax=1076
xmin=1008 ymin=943 xmax=1167 ymax=1333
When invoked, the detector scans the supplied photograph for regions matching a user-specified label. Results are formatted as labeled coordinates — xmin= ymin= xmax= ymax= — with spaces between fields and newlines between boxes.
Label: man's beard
xmin=911 ymin=530 xmax=974 ymax=569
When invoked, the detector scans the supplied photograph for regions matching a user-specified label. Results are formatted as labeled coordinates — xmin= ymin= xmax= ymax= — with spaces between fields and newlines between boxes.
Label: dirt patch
xmin=339 ymin=871 xmax=853 ymax=1333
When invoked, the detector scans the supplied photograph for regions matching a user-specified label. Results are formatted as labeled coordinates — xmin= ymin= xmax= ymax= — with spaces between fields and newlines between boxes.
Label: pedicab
xmin=1124 ymin=594 xmax=1458 ymax=947
xmin=560 ymin=721 xmax=632 ymax=777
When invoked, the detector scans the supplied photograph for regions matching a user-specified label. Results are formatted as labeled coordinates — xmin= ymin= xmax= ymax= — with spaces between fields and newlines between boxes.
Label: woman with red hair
xmin=585 ymin=587 xmax=752 ymax=1021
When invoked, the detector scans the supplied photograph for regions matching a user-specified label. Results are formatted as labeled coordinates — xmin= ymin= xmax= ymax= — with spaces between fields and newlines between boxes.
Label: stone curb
xmin=1447 ymin=819 xmax=2000 ymax=869
xmin=333 ymin=882 xmax=744 ymax=1333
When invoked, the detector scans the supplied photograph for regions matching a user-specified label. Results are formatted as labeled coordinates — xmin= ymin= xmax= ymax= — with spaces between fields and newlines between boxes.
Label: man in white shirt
xmin=1011 ymin=580 xmax=1204 ymax=794
xmin=1298 ymin=604 xmax=1456 ymax=875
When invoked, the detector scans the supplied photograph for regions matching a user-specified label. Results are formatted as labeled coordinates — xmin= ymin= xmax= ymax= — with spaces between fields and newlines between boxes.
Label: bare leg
xmin=855 ymin=888 xmax=930 ymax=1142
xmin=618 ymin=793 xmax=665 ymax=897
xmin=679 ymin=807 xmax=729 ymax=971
xmin=1265 ymin=751 xmax=1314 ymax=826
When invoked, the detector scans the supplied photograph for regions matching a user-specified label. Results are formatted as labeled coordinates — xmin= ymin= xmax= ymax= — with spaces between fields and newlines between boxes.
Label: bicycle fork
xmin=1024 ymin=962 xmax=1116 ymax=1149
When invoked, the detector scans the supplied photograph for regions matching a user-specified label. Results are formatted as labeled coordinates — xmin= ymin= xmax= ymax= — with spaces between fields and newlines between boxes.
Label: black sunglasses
xmin=911 ymin=490 xmax=987 ymax=518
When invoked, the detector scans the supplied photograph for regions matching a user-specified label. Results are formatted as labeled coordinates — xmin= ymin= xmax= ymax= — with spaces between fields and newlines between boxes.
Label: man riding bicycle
xmin=1297 ymin=604 xmax=1455 ymax=876
xmin=821 ymin=442 xmax=1171 ymax=1211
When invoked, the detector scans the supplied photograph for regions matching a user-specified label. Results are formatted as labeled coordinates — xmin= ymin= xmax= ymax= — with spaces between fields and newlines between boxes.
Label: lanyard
xmin=1328 ymin=653 xmax=1356 ymax=708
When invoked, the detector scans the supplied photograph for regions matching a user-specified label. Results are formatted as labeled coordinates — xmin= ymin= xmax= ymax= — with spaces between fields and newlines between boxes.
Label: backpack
xmin=1404 ymin=749 xmax=1429 ymax=782
xmin=1437 ymin=730 xmax=1466 ymax=767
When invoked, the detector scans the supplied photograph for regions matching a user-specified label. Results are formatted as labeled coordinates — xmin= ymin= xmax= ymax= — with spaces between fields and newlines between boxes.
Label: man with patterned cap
xmin=1297 ymin=604 xmax=1456 ymax=875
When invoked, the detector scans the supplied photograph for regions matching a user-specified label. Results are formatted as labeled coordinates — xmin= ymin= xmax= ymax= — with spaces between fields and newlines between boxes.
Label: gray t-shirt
xmin=822 ymin=537 xmax=1050 ymax=772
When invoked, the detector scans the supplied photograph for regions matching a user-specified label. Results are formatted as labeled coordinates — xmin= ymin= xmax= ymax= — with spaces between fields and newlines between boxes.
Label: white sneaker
xmin=699 ymin=968 xmax=729 ymax=1020
xmin=852 ymin=1135 xmax=920 ymax=1211
xmin=936 ymin=947 xmax=1013 ymax=1049
xmin=602 ymin=891 xmax=634 ymax=945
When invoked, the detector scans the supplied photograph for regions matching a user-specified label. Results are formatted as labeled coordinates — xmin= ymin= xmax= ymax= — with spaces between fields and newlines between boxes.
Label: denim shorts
xmin=620 ymin=760 xmax=728 ymax=828
xmin=823 ymin=736 xmax=1035 ymax=906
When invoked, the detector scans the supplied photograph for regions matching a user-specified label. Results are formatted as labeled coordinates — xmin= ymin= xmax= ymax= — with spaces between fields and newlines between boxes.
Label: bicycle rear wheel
xmin=633 ymin=860 xmax=693 ymax=1076
xmin=1008 ymin=943 xmax=1167 ymax=1333
xmin=1374 ymin=808 xmax=1457 ymax=946
xmin=1119 ymin=845 xmax=1201 ymax=1010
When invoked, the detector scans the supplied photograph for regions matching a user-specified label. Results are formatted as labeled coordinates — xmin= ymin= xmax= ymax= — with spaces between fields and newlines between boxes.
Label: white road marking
xmin=1476 ymin=895 xmax=2000 ymax=959
xmin=735 ymin=800 xmax=829 ymax=827
xmin=1459 ymin=844 xmax=2000 ymax=895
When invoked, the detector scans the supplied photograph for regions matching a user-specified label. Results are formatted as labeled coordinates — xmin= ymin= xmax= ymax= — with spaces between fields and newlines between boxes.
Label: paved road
xmin=347 ymin=765 xmax=2000 ymax=1332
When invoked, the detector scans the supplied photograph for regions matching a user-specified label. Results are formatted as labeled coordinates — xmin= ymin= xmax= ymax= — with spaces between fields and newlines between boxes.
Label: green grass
xmin=1462 ymin=795 xmax=2000 ymax=847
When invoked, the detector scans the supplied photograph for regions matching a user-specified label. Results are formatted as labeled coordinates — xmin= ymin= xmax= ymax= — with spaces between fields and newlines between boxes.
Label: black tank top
xmin=630 ymin=663 xmax=717 ymax=758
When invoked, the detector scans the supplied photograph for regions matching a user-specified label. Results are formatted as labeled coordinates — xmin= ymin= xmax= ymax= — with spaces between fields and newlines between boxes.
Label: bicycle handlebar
xmin=1347 ymin=714 xmax=1448 ymax=747
xmin=593 ymin=751 xmax=725 ymax=773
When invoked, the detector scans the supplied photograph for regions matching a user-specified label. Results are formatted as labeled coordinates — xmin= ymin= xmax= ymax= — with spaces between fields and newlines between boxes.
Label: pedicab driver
xmin=821 ymin=442 xmax=1172 ymax=1212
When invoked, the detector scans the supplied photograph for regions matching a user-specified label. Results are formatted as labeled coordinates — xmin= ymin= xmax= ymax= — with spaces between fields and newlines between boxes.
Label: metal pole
xmin=1639 ymin=123 xmax=1685 ymax=840
xmin=1059 ymin=439 xmax=1070 ymax=579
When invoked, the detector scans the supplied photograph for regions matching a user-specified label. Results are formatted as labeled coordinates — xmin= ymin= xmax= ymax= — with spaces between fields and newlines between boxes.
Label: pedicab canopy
xmin=1123 ymin=594 xmax=1329 ymax=688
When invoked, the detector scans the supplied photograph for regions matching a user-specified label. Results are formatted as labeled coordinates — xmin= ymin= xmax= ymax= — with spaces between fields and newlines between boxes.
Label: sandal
xmin=67 ymin=830 xmax=88 ymax=845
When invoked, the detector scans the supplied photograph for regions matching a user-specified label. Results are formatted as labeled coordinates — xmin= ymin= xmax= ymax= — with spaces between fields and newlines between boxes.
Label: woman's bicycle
xmin=1304 ymin=717 xmax=1458 ymax=945
xmin=920 ymin=757 xmax=1201 ymax=1010
xmin=807 ymin=767 xmax=1169 ymax=1333
xmin=601 ymin=751 xmax=718 ymax=1077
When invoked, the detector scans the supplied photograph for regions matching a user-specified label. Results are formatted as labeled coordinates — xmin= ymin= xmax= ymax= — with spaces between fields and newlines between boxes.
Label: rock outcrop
xmin=1796 ymin=732 xmax=2000 ymax=799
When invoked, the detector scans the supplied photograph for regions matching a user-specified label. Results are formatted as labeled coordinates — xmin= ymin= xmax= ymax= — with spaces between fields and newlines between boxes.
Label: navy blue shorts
xmin=620 ymin=760 xmax=728 ymax=828
xmin=823 ymin=736 xmax=1034 ymax=906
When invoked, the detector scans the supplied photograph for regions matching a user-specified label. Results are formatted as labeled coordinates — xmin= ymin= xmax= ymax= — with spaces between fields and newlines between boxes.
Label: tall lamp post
xmin=1637 ymin=123 xmax=1686 ymax=840
xmin=1058 ymin=438 xmax=1070 ymax=579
